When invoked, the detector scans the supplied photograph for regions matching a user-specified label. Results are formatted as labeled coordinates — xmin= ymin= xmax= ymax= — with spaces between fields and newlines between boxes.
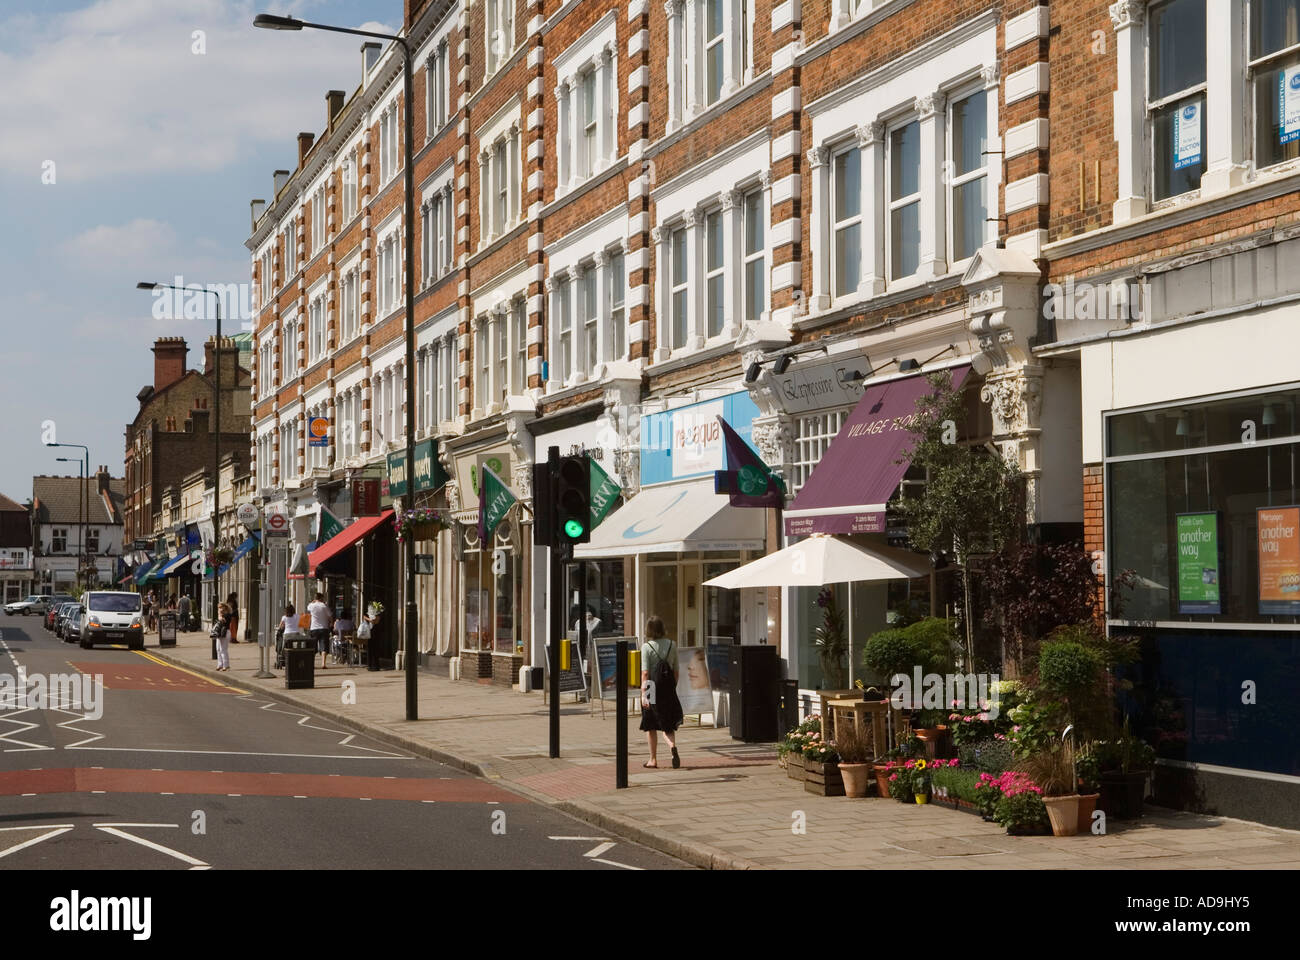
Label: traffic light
xmin=555 ymin=454 xmax=592 ymax=544
xmin=532 ymin=459 xmax=555 ymax=548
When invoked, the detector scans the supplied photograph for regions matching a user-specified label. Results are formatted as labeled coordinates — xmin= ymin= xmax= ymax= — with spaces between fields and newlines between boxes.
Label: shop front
xmin=576 ymin=389 xmax=770 ymax=667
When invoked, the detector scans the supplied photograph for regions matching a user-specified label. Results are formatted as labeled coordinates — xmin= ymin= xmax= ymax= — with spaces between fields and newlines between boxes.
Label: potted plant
xmin=779 ymin=716 xmax=820 ymax=781
xmin=987 ymin=771 xmax=1049 ymax=834
xmin=912 ymin=757 xmax=932 ymax=804
xmin=876 ymin=734 xmax=922 ymax=796
xmin=1096 ymin=720 xmax=1155 ymax=819
xmin=813 ymin=588 xmax=848 ymax=690
xmin=393 ymin=507 xmax=451 ymax=543
xmin=1021 ymin=738 xmax=1081 ymax=837
xmin=1075 ymin=744 xmax=1102 ymax=833
xmin=887 ymin=762 xmax=917 ymax=802
xmin=803 ymin=739 xmax=843 ymax=796
xmin=835 ymin=722 xmax=874 ymax=798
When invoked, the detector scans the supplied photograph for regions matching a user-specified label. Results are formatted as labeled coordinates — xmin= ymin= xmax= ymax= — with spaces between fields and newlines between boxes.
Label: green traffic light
xmin=564 ymin=519 xmax=585 ymax=539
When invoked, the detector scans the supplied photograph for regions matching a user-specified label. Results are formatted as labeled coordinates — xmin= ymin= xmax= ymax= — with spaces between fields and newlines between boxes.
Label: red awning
xmin=784 ymin=366 xmax=970 ymax=537
xmin=307 ymin=510 xmax=394 ymax=576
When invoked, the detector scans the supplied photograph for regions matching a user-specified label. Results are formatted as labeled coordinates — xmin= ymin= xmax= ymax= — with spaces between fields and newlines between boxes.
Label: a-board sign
xmin=676 ymin=645 xmax=713 ymax=715
xmin=706 ymin=642 xmax=732 ymax=690
xmin=593 ymin=637 xmax=641 ymax=701
xmin=546 ymin=638 xmax=587 ymax=695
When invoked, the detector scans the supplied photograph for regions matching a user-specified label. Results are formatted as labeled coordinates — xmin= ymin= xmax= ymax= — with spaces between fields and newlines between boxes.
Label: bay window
xmin=1149 ymin=0 xmax=1207 ymax=201
xmin=949 ymin=89 xmax=988 ymax=262
xmin=887 ymin=121 xmax=921 ymax=280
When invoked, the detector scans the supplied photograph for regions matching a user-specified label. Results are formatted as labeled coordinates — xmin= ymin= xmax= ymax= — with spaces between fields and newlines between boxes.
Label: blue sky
xmin=0 ymin=0 xmax=398 ymax=505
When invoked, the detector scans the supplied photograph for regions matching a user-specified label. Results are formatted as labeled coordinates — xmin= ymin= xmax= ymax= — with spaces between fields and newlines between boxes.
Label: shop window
xmin=704 ymin=562 xmax=740 ymax=643
xmin=1149 ymin=0 xmax=1207 ymax=201
xmin=647 ymin=563 xmax=679 ymax=646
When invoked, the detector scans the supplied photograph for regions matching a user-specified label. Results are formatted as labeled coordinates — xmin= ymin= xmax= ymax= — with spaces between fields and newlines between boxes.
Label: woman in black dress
xmin=639 ymin=616 xmax=684 ymax=768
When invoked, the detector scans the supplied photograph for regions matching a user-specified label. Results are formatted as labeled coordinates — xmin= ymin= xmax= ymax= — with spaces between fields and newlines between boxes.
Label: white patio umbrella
xmin=704 ymin=533 xmax=930 ymax=684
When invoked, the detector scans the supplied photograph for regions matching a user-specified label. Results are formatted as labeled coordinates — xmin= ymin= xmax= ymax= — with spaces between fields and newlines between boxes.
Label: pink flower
xmin=994 ymin=733 xmax=1006 ymax=741
xmin=1013 ymin=725 xmax=1021 ymax=733
xmin=977 ymin=713 xmax=989 ymax=722
xmin=888 ymin=773 xmax=898 ymax=782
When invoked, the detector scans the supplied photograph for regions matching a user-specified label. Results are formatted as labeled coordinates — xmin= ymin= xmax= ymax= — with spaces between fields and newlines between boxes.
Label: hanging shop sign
xmin=413 ymin=439 xmax=449 ymax=493
xmin=1175 ymin=512 xmax=1221 ymax=615
xmin=1173 ymin=99 xmax=1202 ymax=171
xmin=452 ymin=442 xmax=513 ymax=514
xmin=1258 ymin=506 xmax=1300 ymax=615
xmin=386 ymin=450 xmax=410 ymax=498
xmin=1281 ymin=66 xmax=1300 ymax=145
xmin=352 ymin=478 xmax=381 ymax=517
xmin=640 ymin=390 xmax=760 ymax=486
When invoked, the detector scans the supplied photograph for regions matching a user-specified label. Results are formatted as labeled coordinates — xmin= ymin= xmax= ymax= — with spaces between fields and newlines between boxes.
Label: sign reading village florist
xmin=1258 ymin=506 xmax=1300 ymax=615
xmin=640 ymin=391 xmax=760 ymax=486
xmin=1173 ymin=99 xmax=1203 ymax=170
xmin=1175 ymin=512 xmax=1222 ymax=615
xmin=1281 ymin=66 xmax=1300 ymax=145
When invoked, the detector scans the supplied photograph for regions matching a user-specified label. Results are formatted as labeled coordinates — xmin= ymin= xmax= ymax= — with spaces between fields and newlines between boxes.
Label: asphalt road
xmin=0 ymin=612 xmax=689 ymax=870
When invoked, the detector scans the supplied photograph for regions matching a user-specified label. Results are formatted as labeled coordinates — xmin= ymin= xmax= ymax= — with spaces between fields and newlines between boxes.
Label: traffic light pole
xmin=547 ymin=446 xmax=561 ymax=759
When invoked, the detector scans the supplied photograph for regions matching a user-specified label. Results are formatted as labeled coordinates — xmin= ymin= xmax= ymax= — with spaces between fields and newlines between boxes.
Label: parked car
xmin=64 ymin=607 xmax=85 ymax=643
xmin=5 ymin=594 xmax=50 ymax=616
xmin=55 ymin=603 xmax=81 ymax=640
xmin=79 ymin=591 xmax=145 ymax=650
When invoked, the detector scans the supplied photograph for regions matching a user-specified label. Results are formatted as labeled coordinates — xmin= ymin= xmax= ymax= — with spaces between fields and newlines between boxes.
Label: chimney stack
xmin=250 ymin=199 xmax=266 ymax=230
xmin=327 ymin=90 xmax=345 ymax=129
xmin=361 ymin=42 xmax=381 ymax=79
xmin=273 ymin=169 xmax=290 ymax=195
xmin=97 ymin=466 xmax=111 ymax=496
xmin=203 ymin=335 xmax=233 ymax=376
xmin=297 ymin=132 xmax=315 ymax=168
xmin=152 ymin=337 xmax=188 ymax=392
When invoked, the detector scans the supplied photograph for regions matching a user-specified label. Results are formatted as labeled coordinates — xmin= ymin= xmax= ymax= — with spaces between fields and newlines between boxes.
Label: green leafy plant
xmin=813 ymin=587 xmax=848 ymax=689
xmin=1076 ymin=744 xmax=1101 ymax=794
xmin=993 ymin=790 xmax=1049 ymax=832
xmin=778 ymin=716 xmax=823 ymax=759
xmin=862 ymin=618 xmax=959 ymax=683
xmin=804 ymin=740 xmax=840 ymax=764
xmin=960 ymin=738 xmax=1015 ymax=774
xmin=893 ymin=371 xmax=1023 ymax=665
xmin=1094 ymin=719 xmax=1156 ymax=774
xmin=929 ymin=760 xmax=976 ymax=801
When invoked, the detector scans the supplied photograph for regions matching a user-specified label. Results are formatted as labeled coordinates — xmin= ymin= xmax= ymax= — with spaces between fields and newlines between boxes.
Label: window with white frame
xmin=705 ymin=208 xmax=725 ymax=338
xmin=582 ymin=69 xmax=598 ymax=173
xmin=1148 ymin=0 xmax=1207 ymax=201
xmin=52 ymin=528 xmax=67 ymax=553
xmin=438 ymin=334 xmax=455 ymax=423
xmin=282 ymin=315 xmax=300 ymax=380
xmin=259 ymin=249 xmax=272 ymax=306
xmin=308 ymin=292 xmax=327 ymax=364
xmin=605 ymin=250 xmax=625 ymax=361
xmin=793 ymin=409 xmax=851 ymax=492
xmin=949 ymin=89 xmax=988 ymax=262
xmin=579 ymin=267 xmax=598 ymax=372
xmin=486 ymin=0 xmax=514 ymax=75
xmin=557 ymin=47 xmax=616 ymax=188
xmin=555 ymin=276 xmax=573 ymax=383
xmin=479 ymin=126 xmax=520 ymax=243
xmin=665 ymin=0 xmax=755 ymax=128
xmin=393 ymin=364 xmax=405 ymax=443
xmin=476 ymin=320 xmax=491 ymax=409
xmin=670 ymin=227 xmax=689 ymax=349
xmin=283 ymin=220 xmax=297 ymax=279
xmin=421 ymin=185 xmax=454 ymax=286
xmin=377 ymin=232 xmax=400 ymax=316
xmin=742 ymin=189 xmax=765 ymax=323
xmin=340 ymin=266 xmax=360 ymax=343
xmin=427 ymin=39 xmax=448 ymax=138
xmin=419 ymin=349 xmax=433 ymax=433
xmin=887 ymin=120 xmax=921 ymax=280
xmin=832 ymin=145 xmax=862 ymax=295
xmin=1252 ymin=0 xmax=1300 ymax=169
xmin=510 ymin=298 xmax=527 ymax=391
xmin=259 ymin=338 xmax=275 ymax=397
xmin=380 ymin=104 xmax=400 ymax=185
xmin=311 ymin=185 xmax=326 ymax=255
xmin=341 ymin=150 xmax=358 ymax=224
xmin=495 ymin=311 xmax=508 ymax=401
xmin=280 ymin=419 xmax=296 ymax=481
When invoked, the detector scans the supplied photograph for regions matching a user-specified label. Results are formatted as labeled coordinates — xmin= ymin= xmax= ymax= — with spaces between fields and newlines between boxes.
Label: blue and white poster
xmin=1173 ymin=99 xmax=1202 ymax=171
xmin=1281 ymin=66 xmax=1300 ymax=145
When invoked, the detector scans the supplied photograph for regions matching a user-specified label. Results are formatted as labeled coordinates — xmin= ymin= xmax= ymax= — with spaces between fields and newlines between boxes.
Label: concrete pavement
xmin=154 ymin=629 xmax=1300 ymax=870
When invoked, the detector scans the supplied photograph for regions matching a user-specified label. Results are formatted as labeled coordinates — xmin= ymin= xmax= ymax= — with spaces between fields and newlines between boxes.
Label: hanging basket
xmin=394 ymin=508 xmax=450 ymax=542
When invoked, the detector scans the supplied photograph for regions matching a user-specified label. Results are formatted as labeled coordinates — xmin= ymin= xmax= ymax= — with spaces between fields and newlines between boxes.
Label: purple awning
xmin=783 ymin=365 xmax=970 ymax=537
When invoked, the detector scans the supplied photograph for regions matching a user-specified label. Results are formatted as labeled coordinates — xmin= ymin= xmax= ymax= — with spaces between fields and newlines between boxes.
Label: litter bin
xmin=158 ymin=611 xmax=177 ymax=648
xmin=283 ymin=631 xmax=315 ymax=689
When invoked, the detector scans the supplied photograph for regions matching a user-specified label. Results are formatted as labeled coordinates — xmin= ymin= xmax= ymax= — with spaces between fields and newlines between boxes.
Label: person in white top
xmin=307 ymin=593 xmax=333 ymax=669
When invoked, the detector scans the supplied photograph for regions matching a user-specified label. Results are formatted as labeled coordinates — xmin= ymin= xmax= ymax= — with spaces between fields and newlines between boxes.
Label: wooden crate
xmin=786 ymin=753 xmax=806 ymax=781
xmin=804 ymin=759 xmax=845 ymax=797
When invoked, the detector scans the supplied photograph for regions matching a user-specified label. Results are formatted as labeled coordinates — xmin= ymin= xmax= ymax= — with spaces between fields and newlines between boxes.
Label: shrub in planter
xmin=994 ymin=790 xmax=1050 ymax=835
xmin=1020 ymin=740 xmax=1082 ymax=836
xmin=960 ymin=738 xmax=1015 ymax=774
xmin=835 ymin=723 xmax=874 ymax=798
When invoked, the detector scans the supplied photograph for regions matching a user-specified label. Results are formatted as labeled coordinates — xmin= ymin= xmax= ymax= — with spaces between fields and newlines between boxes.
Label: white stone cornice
xmin=1109 ymin=0 xmax=1144 ymax=30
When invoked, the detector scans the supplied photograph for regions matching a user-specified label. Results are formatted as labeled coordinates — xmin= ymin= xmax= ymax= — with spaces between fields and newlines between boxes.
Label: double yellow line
xmin=133 ymin=650 xmax=249 ymax=694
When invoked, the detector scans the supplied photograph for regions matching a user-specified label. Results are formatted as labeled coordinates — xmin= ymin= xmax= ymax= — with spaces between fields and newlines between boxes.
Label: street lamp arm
xmin=254 ymin=14 xmax=409 ymax=51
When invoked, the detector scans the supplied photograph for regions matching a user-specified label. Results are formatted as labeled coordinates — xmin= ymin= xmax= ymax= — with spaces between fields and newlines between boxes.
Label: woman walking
xmin=226 ymin=592 xmax=240 ymax=643
xmin=639 ymin=616 xmax=684 ymax=768
xmin=213 ymin=602 xmax=233 ymax=672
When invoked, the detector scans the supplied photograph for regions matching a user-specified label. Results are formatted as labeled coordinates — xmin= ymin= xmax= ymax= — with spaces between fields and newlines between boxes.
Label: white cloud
xmin=63 ymin=218 xmax=176 ymax=268
xmin=0 ymin=0 xmax=398 ymax=182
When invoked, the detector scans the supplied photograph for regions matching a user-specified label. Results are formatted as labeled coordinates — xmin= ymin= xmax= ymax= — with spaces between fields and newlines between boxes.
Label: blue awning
xmin=155 ymin=553 xmax=191 ymax=578
xmin=134 ymin=558 xmax=158 ymax=584
xmin=217 ymin=536 xmax=259 ymax=577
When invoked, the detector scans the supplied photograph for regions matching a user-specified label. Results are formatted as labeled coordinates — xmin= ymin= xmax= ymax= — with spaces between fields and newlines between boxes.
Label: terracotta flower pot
xmin=839 ymin=762 xmax=872 ymax=798
xmin=1042 ymin=794 xmax=1082 ymax=837
xmin=1076 ymin=793 xmax=1100 ymax=834
xmin=873 ymin=763 xmax=892 ymax=798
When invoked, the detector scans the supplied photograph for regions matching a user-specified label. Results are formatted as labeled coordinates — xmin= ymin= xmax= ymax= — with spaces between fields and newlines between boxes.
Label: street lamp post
xmin=138 ymin=282 xmax=223 ymax=640
xmin=255 ymin=12 xmax=420 ymax=722
xmin=48 ymin=442 xmax=89 ymax=590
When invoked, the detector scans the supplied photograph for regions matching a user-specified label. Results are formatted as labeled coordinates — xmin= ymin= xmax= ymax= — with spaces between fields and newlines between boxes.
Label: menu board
xmin=1258 ymin=506 xmax=1300 ymax=615
xmin=1176 ymin=512 xmax=1221 ymax=615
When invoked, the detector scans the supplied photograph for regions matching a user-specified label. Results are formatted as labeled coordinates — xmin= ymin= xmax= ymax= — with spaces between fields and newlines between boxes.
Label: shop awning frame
xmin=575 ymin=480 xmax=765 ymax=560
xmin=307 ymin=510 xmax=394 ymax=576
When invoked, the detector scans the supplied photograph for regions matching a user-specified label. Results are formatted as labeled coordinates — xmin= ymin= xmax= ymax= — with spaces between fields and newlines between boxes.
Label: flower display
xmin=393 ymin=507 xmax=451 ymax=543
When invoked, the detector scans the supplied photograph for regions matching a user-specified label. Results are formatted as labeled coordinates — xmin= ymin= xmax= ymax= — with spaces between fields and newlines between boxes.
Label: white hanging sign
xmin=1173 ymin=100 xmax=1202 ymax=170
xmin=1281 ymin=66 xmax=1300 ymax=145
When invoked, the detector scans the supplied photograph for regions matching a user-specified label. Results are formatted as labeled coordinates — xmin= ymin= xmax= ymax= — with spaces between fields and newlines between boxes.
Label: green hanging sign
xmin=589 ymin=459 xmax=622 ymax=530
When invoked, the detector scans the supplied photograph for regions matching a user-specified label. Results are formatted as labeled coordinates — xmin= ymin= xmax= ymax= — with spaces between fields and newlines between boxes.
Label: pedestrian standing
xmin=639 ymin=616 xmax=683 ymax=769
xmin=213 ymin=602 xmax=232 ymax=671
xmin=226 ymin=592 xmax=240 ymax=643
xmin=178 ymin=593 xmax=192 ymax=632
xmin=308 ymin=592 xmax=333 ymax=670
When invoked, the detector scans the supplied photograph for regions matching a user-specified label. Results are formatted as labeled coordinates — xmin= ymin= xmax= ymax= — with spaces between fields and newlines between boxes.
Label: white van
xmin=80 ymin=591 xmax=145 ymax=650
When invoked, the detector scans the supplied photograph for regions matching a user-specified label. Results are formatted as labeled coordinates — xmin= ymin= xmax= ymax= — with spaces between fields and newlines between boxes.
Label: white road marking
xmin=583 ymin=842 xmax=616 ymax=859
xmin=66 ymin=746 xmax=414 ymax=760
xmin=549 ymin=835 xmax=642 ymax=870
xmin=95 ymin=825 xmax=208 ymax=868
xmin=590 ymin=857 xmax=643 ymax=870
xmin=0 ymin=826 xmax=74 ymax=860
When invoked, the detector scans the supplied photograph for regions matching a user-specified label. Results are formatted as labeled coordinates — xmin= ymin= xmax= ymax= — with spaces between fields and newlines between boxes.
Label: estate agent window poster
xmin=1258 ymin=506 xmax=1300 ymax=615
xmin=1282 ymin=65 xmax=1300 ymax=145
xmin=1173 ymin=99 xmax=1203 ymax=170
xmin=1176 ymin=512 xmax=1221 ymax=615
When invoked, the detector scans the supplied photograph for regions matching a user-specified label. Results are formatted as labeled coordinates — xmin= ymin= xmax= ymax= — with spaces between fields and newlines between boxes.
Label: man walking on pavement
xmin=308 ymin=592 xmax=333 ymax=670
xmin=178 ymin=592 xmax=192 ymax=633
